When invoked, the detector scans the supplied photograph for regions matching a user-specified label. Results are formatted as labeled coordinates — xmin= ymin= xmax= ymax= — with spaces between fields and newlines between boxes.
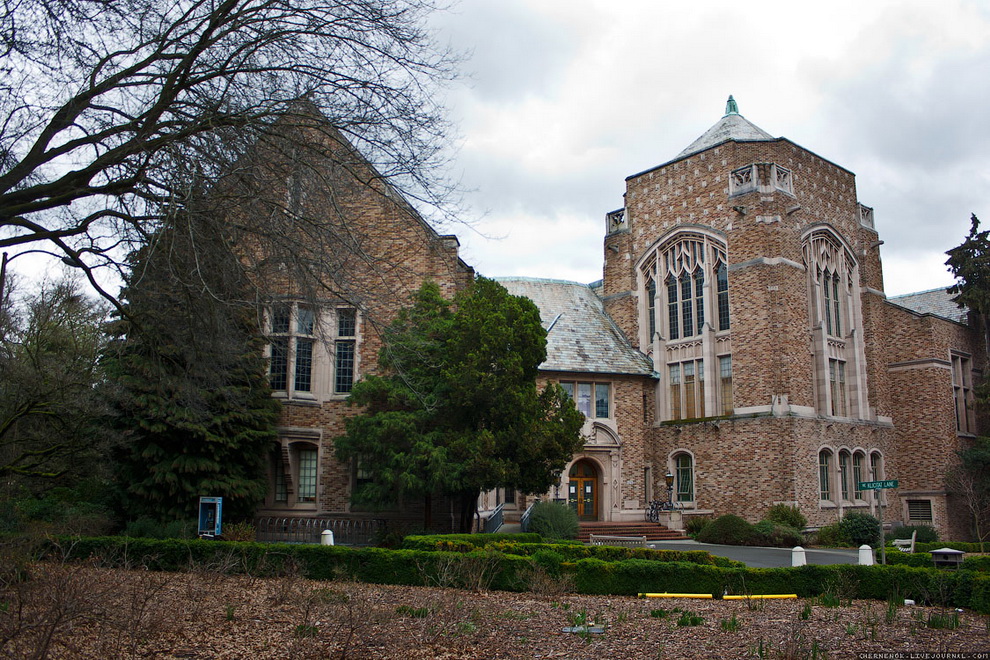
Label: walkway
xmin=648 ymin=539 xmax=861 ymax=568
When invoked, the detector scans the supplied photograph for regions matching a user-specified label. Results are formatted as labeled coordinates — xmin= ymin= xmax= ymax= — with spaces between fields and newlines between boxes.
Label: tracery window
xmin=647 ymin=234 xmax=728 ymax=341
xmin=803 ymin=229 xmax=864 ymax=419
xmin=642 ymin=232 xmax=732 ymax=422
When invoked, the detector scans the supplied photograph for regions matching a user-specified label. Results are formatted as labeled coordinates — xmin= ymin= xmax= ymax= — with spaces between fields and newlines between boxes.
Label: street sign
xmin=857 ymin=479 xmax=898 ymax=490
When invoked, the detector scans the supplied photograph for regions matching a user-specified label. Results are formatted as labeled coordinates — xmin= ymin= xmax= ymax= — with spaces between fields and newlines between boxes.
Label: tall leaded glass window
xmin=666 ymin=275 xmax=679 ymax=340
xmin=716 ymin=260 xmax=730 ymax=331
xmin=819 ymin=450 xmax=832 ymax=501
xmin=297 ymin=446 xmax=318 ymax=503
xmin=719 ymin=355 xmax=733 ymax=416
xmin=804 ymin=230 xmax=863 ymax=418
xmin=647 ymin=278 xmax=657 ymax=338
xmin=675 ymin=453 xmax=694 ymax=502
xmin=335 ymin=308 xmax=357 ymax=394
xmin=645 ymin=233 xmax=728 ymax=342
xmin=642 ymin=232 xmax=731 ymax=422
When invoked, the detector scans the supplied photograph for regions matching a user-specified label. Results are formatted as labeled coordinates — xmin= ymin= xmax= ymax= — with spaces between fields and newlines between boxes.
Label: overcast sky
xmin=431 ymin=0 xmax=990 ymax=296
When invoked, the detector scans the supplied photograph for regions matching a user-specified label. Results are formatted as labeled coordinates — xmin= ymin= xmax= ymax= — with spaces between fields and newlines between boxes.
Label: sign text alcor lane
xmin=857 ymin=480 xmax=899 ymax=490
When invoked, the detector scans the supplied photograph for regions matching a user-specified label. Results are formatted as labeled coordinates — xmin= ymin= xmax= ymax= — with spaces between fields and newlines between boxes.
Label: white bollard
xmin=858 ymin=544 xmax=874 ymax=566
xmin=321 ymin=529 xmax=335 ymax=546
xmin=791 ymin=546 xmax=806 ymax=567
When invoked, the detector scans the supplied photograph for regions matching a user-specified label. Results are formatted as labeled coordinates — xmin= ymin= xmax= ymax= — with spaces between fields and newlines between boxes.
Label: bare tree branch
xmin=0 ymin=0 xmax=463 ymax=309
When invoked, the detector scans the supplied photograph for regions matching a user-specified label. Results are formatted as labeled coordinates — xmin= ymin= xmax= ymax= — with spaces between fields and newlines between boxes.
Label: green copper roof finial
xmin=725 ymin=95 xmax=739 ymax=116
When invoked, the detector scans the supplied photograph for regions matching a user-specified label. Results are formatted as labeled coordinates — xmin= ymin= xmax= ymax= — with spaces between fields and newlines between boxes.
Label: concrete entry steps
xmin=577 ymin=522 xmax=688 ymax=542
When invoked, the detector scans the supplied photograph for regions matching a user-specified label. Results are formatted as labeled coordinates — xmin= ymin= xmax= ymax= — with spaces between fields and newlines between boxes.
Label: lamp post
xmin=664 ymin=471 xmax=674 ymax=510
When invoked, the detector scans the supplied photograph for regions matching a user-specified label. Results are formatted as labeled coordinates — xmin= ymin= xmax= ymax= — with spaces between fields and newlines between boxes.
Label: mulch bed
xmin=2 ymin=563 xmax=988 ymax=658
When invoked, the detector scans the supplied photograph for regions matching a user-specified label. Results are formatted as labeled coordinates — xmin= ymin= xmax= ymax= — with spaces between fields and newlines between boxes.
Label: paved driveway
xmin=647 ymin=539 xmax=862 ymax=568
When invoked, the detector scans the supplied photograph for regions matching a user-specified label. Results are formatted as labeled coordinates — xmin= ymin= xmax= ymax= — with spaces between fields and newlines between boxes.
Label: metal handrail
xmin=483 ymin=503 xmax=504 ymax=533
xmin=254 ymin=516 xmax=384 ymax=545
xmin=519 ymin=501 xmax=536 ymax=533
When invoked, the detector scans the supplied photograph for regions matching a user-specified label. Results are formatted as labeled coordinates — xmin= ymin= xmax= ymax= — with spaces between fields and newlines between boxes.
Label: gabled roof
xmin=675 ymin=96 xmax=775 ymax=160
xmin=497 ymin=277 xmax=654 ymax=376
xmin=887 ymin=287 xmax=969 ymax=324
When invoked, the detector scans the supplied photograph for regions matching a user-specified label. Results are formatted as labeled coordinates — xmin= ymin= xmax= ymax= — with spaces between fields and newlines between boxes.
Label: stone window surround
xmin=818 ymin=446 xmax=885 ymax=509
xmin=636 ymin=228 xmax=732 ymax=423
xmin=265 ymin=302 xmax=360 ymax=403
xmin=951 ymin=351 xmax=976 ymax=435
xmin=667 ymin=449 xmax=695 ymax=508
xmin=803 ymin=226 xmax=870 ymax=421
xmin=559 ymin=380 xmax=612 ymax=420
xmin=268 ymin=429 xmax=323 ymax=511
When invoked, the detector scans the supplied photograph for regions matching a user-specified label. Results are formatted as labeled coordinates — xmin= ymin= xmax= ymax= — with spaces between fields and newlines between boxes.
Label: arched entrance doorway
xmin=568 ymin=460 xmax=599 ymax=521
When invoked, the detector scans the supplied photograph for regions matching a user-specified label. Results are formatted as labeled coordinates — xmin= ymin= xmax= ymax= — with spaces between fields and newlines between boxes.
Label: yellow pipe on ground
xmin=723 ymin=594 xmax=798 ymax=600
xmin=637 ymin=593 xmax=713 ymax=599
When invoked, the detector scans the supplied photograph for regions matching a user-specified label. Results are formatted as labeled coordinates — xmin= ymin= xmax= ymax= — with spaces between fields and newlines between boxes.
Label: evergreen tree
xmin=946 ymin=214 xmax=990 ymax=545
xmin=947 ymin=214 xmax=990 ymax=335
xmin=334 ymin=277 xmax=584 ymax=532
xmin=106 ymin=213 xmax=280 ymax=523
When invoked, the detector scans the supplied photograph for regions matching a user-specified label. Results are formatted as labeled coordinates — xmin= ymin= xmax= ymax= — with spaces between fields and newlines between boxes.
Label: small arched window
xmin=674 ymin=453 xmax=694 ymax=503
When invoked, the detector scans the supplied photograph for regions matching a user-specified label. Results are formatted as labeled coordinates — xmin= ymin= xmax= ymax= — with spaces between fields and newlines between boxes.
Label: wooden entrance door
xmin=568 ymin=461 xmax=598 ymax=521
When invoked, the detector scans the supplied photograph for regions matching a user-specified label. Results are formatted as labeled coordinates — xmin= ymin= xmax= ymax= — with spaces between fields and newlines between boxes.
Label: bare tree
xmin=947 ymin=455 xmax=990 ymax=551
xmin=0 ymin=0 xmax=461 ymax=310
xmin=0 ymin=275 xmax=110 ymax=483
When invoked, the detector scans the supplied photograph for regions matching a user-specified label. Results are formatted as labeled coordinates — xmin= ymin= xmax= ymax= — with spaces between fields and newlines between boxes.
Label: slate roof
xmin=887 ymin=287 xmax=969 ymax=324
xmin=497 ymin=277 xmax=655 ymax=376
xmin=675 ymin=110 xmax=775 ymax=160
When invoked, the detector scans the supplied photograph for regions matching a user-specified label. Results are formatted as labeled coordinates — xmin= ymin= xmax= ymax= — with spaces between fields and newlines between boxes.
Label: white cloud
xmin=441 ymin=0 xmax=990 ymax=293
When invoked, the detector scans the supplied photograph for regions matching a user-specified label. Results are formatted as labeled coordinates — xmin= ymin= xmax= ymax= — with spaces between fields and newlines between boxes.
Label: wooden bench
xmin=891 ymin=530 xmax=916 ymax=553
xmin=588 ymin=534 xmax=648 ymax=548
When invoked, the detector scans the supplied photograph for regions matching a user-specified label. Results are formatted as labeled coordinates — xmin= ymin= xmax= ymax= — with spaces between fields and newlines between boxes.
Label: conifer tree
xmin=106 ymin=213 xmax=280 ymax=523
xmin=946 ymin=213 xmax=990 ymax=546
xmin=335 ymin=277 xmax=584 ymax=532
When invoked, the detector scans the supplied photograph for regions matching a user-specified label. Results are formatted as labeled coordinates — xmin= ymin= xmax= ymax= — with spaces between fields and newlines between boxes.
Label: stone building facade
xmin=258 ymin=100 xmax=982 ymax=539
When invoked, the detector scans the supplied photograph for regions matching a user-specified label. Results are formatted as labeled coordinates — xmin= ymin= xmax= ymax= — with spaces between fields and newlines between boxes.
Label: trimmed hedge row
xmin=913 ymin=541 xmax=987 ymax=553
xmin=400 ymin=533 xmax=543 ymax=551
xmin=884 ymin=551 xmax=990 ymax=573
xmin=46 ymin=536 xmax=990 ymax=613
xmin=572 ymin=558 xmax=990 ymax=612
xmin=479 ymin=541 xmax=744 ymax=568
xmin=401 ymin=536 xmax=742 ymax=568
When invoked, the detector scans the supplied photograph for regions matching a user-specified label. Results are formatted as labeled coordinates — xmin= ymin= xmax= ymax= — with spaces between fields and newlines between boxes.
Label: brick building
xmin=260 ymin=100 xmax=982 ymax=539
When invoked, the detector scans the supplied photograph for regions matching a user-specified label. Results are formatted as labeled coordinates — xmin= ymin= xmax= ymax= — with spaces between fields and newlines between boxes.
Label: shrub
xmin=684 ymin=516 xmax=713 ymax=538
xmin=963 ymin=555 xmax=990 ymax=572
xmin=531 ymin=549 xmax=566 ymax=578
xmin=753 ymin=521 xmax=803 ymax=548
xmin=763 ymin=504 xmax=807 ymax=530
xmin=526 ymin=502 xmax=579 ymax=541
xmin=695 ymin=514 xmax=759 ymax=546
xmin=840 ymin=512 xmax=881 ymax=547
xmin=813 ymin=523 xmax=848 ymax=547
xmin=886 ymin=525 xmax=939 ymax=544
xmin=222 ymin=521 xmax=256 ymax=542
